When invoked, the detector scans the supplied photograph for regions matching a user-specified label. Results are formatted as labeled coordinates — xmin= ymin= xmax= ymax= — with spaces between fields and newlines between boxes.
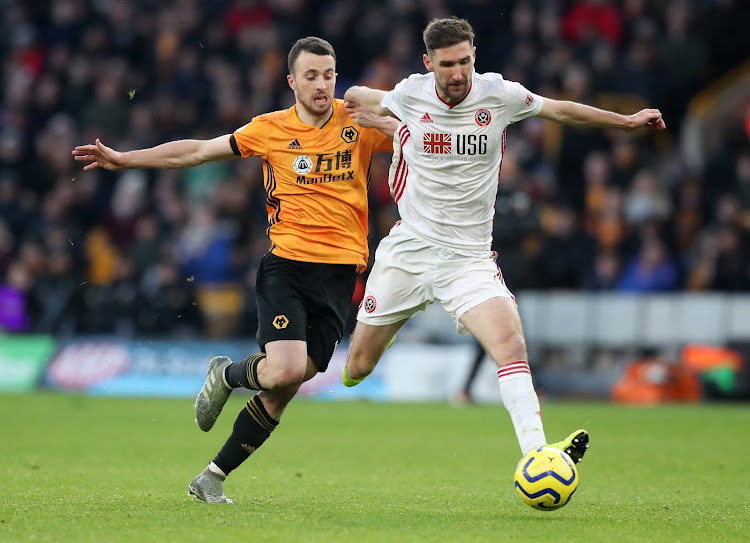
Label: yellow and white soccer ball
xmin=514 ymin=446 xmax=579 ymax=510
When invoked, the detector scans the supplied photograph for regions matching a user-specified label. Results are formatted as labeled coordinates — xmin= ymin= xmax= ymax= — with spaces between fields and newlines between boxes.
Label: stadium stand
xmin=1 ymin=0 xmax=749 ymax=343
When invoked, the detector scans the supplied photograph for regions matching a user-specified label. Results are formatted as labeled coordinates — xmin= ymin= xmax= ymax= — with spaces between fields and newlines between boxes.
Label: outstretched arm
xmin=344 ymin=86 xmax=397 ymax=118
xmin=344 ymin=103 xmax=399 ymax=138
xmin=72 ymin=135 xmax=237 ymax=171
xmin=536 ymin=98 xmax=666 ymax=132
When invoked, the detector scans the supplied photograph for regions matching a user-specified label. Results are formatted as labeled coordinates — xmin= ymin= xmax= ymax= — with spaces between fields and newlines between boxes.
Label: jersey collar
xmin=434 ymin=72 xmax=473 ymax=109
xmin=292 ymin=101 xmax=336 ymax=129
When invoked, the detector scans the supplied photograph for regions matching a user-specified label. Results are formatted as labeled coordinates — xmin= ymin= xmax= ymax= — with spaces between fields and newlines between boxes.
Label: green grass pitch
xmin=1 ymin=393 xmax=748 ymax=542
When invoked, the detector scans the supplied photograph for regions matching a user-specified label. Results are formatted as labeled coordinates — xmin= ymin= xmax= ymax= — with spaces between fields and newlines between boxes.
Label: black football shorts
xmin=254 ymin=252 xmax=357 ymax=372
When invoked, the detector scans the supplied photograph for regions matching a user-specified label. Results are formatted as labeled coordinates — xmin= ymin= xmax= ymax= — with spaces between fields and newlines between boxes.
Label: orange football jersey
xmin=231 ymin=99 xmax=392 ymax=273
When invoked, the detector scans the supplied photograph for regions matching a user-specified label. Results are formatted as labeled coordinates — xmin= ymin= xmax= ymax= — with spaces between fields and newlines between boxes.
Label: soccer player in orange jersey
xmin=73 ymin=37 xmax=397 ymax=503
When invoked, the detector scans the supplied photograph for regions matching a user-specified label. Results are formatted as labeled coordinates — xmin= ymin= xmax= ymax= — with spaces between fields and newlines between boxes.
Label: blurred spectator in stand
xmin=655 ymin=0 xmax=708 ymax=123
xmin=0 ymin=220 xmax=26 ymax=332
xmin=107 ymin=171 xmax=148 ymax=248
xmin=701 ymin=193 xmax=750 ymax=291
xmin=699 ymin=0 xmax=750 ymax=81
xmin=736 ymin=152 xmax=750 ymax=220
xmin=268 ymin=0 xmax=315 ymax=46
xmin=536 ymin=204 xmax=596 ymax=289
xmin=17 ymin=239 xmax=47 ymax=288
xmin=0 ymin=178 xmax=28 ymax=243
xmin=562 ymin=0 xmax=622 ymax=47
xmin=597 ymin=186 xmax=629 ymax=254
xmin=80 ymin=254 xmax=141 ymax=336
xmin=28 ymin=114 xmax=79 ymax=195
xmin=130 ymin=213 xmax=164 ymax=276
xmin=503 ymin=3 xmax=540 ymax=87
xmin=584 ymin=249 xmax=623 ymax=290
xmin=623 ymin=168 xmax=671 ymax=227
xmin=80 ymin=68 xmax=130 ymax=142
xmin=516 ymin=116 xmax=557 ymax=200
xmin=84 ymin=227 xmax=119 ymax=288
xmin=583 ymin=151 xmax=610 ymax=217
xmin=178 ymin=203 xmax=242 ymax=338
xmin=710 ymin=226 xmax=750 ymax=291
xmin=30 ymin=249 xmax=80 ymax=335
xmin=609 ymin=136 xmax=643 ymax=189
xmin=0 ymin=261 xmax=32 ymax=332
xmin=0 ymin=220 xmax=15 ymax=277
xmin=224 ymin=0 xmax=271 ymax=37
xmin=684 ymin=231 xmax=718 ymax=291
xmin=492 ymin=149 xmax=543 ymax=290
xmin=29 ymin=74 xmax=65 ymax=139
xmin=671 ymin=175 xmax=704 ymax=257
xmin=617 ymin=233 xmax=680 ymax=292
xmin=138 ymin=256 xmax=202 ymax=337
xmin=178 ymin=204 xmax=239 ymax=285
xmin=713 ymin=192 xmax=742 ymax=230
xmin=612 ymin=34 xmax=660 ymax=105
xmin=153 ymin=172 xmax=190 ymax=238
xmin=553 ymin=63 xmax=608 ymax=210
xmin=385 ymin=23 xmax=423 ymax=79
xmin=583 ymin=152 xmax=629 ymax=254
xmin=588 ymin=40 xmax=618 ymax=93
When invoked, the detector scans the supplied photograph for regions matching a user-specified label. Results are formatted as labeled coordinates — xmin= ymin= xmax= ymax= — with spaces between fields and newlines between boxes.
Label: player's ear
xmin=287 ymin=74 xmax=296 ymax=91
xmin=423 ymin=53 xmax=433 ymax=72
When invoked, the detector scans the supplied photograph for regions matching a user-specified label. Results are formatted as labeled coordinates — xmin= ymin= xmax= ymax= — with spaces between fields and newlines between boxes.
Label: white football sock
xmin=497 ymin=361 xmax=546 ymax=456
xmin=208 ymin=461 xmax=227 ymax=479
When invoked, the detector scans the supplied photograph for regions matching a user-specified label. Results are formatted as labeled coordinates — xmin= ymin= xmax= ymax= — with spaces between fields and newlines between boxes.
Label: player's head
xmin=287 ymin=37 xmax=337 ymax=119
xmin=422 ymin=17 xmax=476 ymax=105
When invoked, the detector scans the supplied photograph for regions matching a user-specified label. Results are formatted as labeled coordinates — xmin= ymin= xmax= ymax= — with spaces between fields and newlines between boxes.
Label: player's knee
xmin=509 ymin=332 xmax=527 ymax=359
xmin=493 ymin=332 xmax=527 ymax=362
xmin=263 ymin=359 xmax=307 ymax=389
xmin=276 ymin=365 xmax=307 ymax=388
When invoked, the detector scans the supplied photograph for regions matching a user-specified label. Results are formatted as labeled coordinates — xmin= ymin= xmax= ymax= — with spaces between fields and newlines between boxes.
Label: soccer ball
xmin=514 ymin=446 xmax=579 ymax=510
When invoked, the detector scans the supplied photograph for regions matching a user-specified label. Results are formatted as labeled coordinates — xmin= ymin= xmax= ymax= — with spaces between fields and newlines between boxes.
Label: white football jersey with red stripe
xmin=382 ymin=71 xmax=543 ymax=250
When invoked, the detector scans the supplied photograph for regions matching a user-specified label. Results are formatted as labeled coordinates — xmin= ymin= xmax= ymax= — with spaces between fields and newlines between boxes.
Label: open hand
xmin=72 ymin=139 xmax=125 ymax=170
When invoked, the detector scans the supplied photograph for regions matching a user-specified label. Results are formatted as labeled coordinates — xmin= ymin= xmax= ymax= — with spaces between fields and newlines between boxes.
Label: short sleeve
xmin=381 ymin=77 xmax=409 ymax=121
xmin=232 ymin=116 xmax=269 ymax=159
xmin=371 ymin=129 xmax=394 ymax=154
xmin=503 ymin=80 xmax=544 ymax=124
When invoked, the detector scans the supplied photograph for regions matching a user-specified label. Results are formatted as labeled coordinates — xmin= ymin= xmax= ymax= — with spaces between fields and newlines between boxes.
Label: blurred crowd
xmin=1 ymin=0 xmax=750 ymax=338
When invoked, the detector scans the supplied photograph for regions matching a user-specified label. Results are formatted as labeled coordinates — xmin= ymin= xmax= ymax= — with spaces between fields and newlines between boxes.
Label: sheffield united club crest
xmin=475 ymin=108 xmax=491 ymax=126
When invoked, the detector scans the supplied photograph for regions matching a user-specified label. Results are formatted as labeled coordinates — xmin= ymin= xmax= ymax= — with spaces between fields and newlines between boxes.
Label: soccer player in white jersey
xmin=341 ymin=17 xmax=666 ymax=464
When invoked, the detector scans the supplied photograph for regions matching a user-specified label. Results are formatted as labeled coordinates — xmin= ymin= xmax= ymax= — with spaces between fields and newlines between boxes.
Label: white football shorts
xmin=357 ymin=222 xmax=515 ymax=334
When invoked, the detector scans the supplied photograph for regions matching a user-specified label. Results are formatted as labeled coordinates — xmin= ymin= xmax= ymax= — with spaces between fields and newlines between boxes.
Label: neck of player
xmin=437 ymin=85 xmax=470 ymax=106
xmin=297 ymin=104 xmax=334 ymax=128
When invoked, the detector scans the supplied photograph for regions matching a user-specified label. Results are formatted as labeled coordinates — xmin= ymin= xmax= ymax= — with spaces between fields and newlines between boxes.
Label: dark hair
xmin=422 ymin=17 xmax=475 ymax=54
xmin=287 ymin=36 xmax=336 ymax=75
